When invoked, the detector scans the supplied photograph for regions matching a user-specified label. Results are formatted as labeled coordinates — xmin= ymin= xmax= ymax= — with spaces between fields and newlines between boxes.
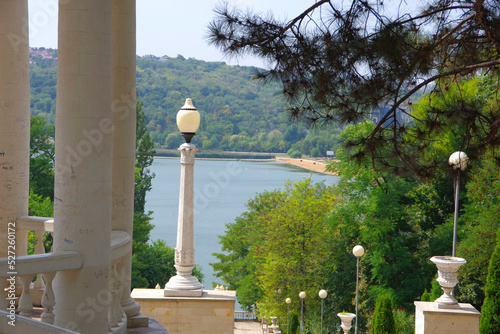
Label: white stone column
xmin=53 ymin=0 xmax=113 ymax=332
xmin=0 ymin=0 xmax=30 ymax=259
xmin=111 ymin=0 xmax=141 ymax=318
xmin=164 ymin=143 xmax=203 ymax=297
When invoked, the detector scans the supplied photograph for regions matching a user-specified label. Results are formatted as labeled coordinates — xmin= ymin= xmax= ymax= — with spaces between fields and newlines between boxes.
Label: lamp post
xmin=353 ymin=245 xmax=364 ymax=334
xmin=278 ymin=288 xmax=283 ymax=326
xmin=164 ymin=98 xmax=203 ymax=297
xmin=448 ymin=151 xmax=469 ymax=258
xmin=319 ymin=289 xmax=327 ymax=334
xmin=299 ymin=291 xmax=306 ymax=334
xmin=286 ymin=297 xmax=291 ymax=334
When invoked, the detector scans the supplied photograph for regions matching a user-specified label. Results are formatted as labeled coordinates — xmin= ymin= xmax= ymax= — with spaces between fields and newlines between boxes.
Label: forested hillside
xmin=29 ymin=48 xmax=341 ymax=157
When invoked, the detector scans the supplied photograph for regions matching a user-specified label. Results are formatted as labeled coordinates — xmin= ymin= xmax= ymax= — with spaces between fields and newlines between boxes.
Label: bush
xmin=287 ymin=149 xmax=302 ymax=159
xmin=393 ymin=309 xmax=415 ymax=334
xmin=421 ymin=289 xmax=431 ymax=302
xmin=371 ymin=294 xmax=396 ymax=334
xmin=310 ymin=147 xmax=321 ymax=157
xmin=290 ymin=311 xmax=299 ymax=334
xmin=132 ymin=239 xmax=204 ymax=289
xmin=480 ymin=230 xmax=500 ymax=333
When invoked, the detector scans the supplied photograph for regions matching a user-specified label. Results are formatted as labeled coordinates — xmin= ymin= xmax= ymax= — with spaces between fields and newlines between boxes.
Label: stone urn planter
xmin=337 ymin=312 xmax=356 ymax=334
xmin=430 ymin=256 xmax=467 ymax=309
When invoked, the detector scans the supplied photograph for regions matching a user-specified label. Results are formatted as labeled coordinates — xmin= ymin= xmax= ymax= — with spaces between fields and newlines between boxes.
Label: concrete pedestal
xmin=131 ymin=288 xmax=236 ymax=334
xmin=414 ymin=301 xmax=481 ymax=334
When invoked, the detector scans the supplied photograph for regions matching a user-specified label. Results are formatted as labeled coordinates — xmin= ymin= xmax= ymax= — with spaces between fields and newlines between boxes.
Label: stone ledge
xmin=127 ymin=313 xmax=150 ymax=329
xmin=131 ymin=289 xmax=236 ymax=334
xmin=414 ymin=301 xmax=481 ymax=334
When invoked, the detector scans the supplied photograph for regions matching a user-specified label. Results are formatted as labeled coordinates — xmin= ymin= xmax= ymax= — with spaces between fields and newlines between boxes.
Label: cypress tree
xmin=421 ymin=289 xmax=431 ymax=302
xmin=371 ymin=294 xmax=396 ymax=334
xmin=290 ymin=311 xmax=299 ymax=334
xmin=480 ymin=230 xmax=500 ymax=333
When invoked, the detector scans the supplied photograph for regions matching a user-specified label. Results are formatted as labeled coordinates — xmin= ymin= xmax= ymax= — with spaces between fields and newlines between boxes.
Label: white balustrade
xmin=0 ymin=216 xmax=131 ymax=332
xmin=41 ymin=272 xmax=56 ymax=324
xmin=19 ymin=275 xmax=34 ymax=317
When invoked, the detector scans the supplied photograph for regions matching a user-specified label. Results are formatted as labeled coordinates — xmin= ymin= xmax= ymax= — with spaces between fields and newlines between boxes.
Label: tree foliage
xmin=132 ymin=239 xmax=204 ymax=289
xmin=480 ymin=230 xmax=500 ymax=334
xmin=371 ymin=294 xmax=396 ymax=334
xmin=30 ymin=115 xmax=55 ymax=199
xmin=211 ymin=178 xmax=336 ymax=316
xmin=30 ymin=48 xmax=343 ymax=157
xmin=208 ymin=0 xmax=500 ymax=174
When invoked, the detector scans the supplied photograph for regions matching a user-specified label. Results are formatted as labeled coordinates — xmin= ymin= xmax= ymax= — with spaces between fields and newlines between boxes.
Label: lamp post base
xmin=164 ymin=274 xmax=203 ymax=297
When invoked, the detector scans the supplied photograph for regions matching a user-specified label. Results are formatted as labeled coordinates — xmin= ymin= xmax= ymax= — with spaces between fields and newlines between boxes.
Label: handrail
xmin=16 ymin=215 xmax=54 ymax=232
xmin=0 ymin=310 xmax=80 ymax=334
xmin=0 ymin=251 xmax=83 ymax=278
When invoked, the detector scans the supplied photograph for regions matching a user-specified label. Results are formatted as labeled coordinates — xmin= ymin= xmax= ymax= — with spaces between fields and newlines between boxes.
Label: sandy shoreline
xmin=276 ymin=157 xmax=337 ymax=175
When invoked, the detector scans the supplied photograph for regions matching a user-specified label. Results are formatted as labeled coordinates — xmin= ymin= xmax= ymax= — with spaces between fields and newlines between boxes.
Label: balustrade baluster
xmin=32 ymin=231 xmax=47 ymax=290
xmin=41 ymin=272 xmax=56 ymax=324
xmin=18 ymin=275 xmax=33 ymax=317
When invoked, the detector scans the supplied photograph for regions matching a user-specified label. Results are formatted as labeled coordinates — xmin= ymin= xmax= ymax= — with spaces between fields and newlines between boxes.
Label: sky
xmin=27 ymin=0 xmax=310 ymax=68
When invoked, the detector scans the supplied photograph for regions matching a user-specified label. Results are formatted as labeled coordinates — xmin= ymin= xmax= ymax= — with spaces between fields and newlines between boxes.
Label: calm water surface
xmin=146 ymin=158 xmax=339 ymax=290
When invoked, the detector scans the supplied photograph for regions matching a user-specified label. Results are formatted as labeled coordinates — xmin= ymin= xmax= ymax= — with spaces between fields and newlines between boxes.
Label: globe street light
xmin=278 ymin=288 xmax=282 ymax=326
xmin=286 ymin=297 xmax=291 ymax=334
xmin=319 ymin=289 xmax=327 ymax=334
xmin=164 ymin=99 xmax=203 ymax=297
xmin=353 ymin=245 xmax=365 ymax=334
xmin=449 ymin=151 xmax=469 ymax=257
xmin=299 ymin=291 xmax=306 ymax=334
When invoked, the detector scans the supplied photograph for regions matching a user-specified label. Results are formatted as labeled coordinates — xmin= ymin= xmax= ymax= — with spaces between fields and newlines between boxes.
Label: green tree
xmin=371 ymin=294 xmax=396 ymax=334
xmin=132 ymin=239 xmax=204 ymax=289
xmin=208 ymin=1 xmax=500 ymax=172
xmin=458 ymin=157 xmax=500 ymax=308
xmin=135 ymin=97 xmax=156 ymax=214
xmin=212 ymin=178 xmax=336 ymax=319
xmin=30 ymin=115 xmax=55 ymax=199
xmin=480 ymin=230 xmax=500 ymax=333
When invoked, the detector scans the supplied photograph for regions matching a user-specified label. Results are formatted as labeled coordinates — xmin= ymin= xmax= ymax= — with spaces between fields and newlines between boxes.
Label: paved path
xmin=234 ymin=321 xmax=262 ymax=334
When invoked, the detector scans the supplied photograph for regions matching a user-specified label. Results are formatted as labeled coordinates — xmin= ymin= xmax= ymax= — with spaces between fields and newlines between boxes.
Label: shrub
xmin=132 ymin=239 xmax=204 ymax=289
xmin=421 ymin=289 xmax=431 ymax=302
xmin=287 ymin=149 xmax=302 ymax=159
xmin=310 ymin=147 xmax=321 ymax=157
xmin=480 ymin=230 xmax=500 ymax=333
xmin=371 ymin=294 xmax=396 ymax=334
xmin=393 ymin=309 xmax=415 ymax=334
xmin=290 ymin=311 xmax=299 ymax=334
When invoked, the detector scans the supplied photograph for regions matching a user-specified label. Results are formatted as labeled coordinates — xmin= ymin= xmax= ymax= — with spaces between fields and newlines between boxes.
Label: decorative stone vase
xmin=337 ymin=312 xmax=356 ymax=334
xmin=430 ymin=256 xmax=467 ymax=309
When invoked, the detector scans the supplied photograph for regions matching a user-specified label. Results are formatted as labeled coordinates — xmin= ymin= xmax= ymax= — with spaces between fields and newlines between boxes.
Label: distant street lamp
xmin=286 ymin=297 xmax=291 ymax=334
xmin=319 ymin=289 xmax=327 ymax=334
xmin=448 ymin=151 xmax=469 ymax=257
xmin=353 ymin=245 xmax=365 ymax=334
xmin=164 ymin=98 xmax=203 ymax=296
xmin=278 ymin=288 xmax=282 ymax=326
xmin=299 ymin=291 xmax=306 ymax=334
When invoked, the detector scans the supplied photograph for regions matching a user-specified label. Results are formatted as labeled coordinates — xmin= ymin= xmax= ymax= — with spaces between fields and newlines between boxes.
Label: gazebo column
xmin=111 ymin=0 xmax=142 ymax=320
xmin=0 ymin=0 xmax=30 ymax=260
xmin=53 ymin=0 xmax=113 ymax=332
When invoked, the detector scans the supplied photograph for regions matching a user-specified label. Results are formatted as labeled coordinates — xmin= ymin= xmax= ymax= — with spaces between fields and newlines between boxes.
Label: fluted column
xmin=53 ymin=0 xmax=113 ymax=332
xmin=111 ymin=0 xmax=140 ymax=318
xmin=0 ymin=0 xmax=30 ymax=262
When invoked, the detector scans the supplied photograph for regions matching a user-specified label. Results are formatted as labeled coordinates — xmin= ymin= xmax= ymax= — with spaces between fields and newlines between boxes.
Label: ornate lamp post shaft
xmin=165 ymin=99 xmax=203 ymax=297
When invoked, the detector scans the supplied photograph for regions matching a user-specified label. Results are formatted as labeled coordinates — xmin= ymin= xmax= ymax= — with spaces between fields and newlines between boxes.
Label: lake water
xmin=146 ymin=158 xmax=339 ymax=290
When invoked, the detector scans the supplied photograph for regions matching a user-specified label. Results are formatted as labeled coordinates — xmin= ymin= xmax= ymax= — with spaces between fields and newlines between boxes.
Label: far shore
xmin=153 ymin=154 xmax=338 ymax=175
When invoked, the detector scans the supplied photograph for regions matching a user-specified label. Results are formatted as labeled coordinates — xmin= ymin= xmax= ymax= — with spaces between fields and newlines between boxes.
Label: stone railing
xmin=0 ymin=216 xmax=132 ymax=333
xmin=234 ymin=310 xmax=258 ymax=321
xmin=0 ymin=310 xmax=80 ymax=334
